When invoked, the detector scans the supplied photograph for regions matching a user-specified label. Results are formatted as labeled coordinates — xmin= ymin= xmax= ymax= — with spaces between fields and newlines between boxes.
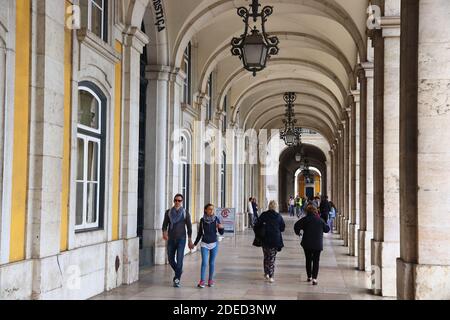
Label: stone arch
xmin=171 ymin=0 xmax=367 ymax=71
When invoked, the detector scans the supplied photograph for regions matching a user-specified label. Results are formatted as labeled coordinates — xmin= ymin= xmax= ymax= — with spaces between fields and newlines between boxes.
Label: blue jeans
xmin=167 ymin=238 xmax=187 ymax=280
xmin=200 ymin=244 xmax=219 ymax=282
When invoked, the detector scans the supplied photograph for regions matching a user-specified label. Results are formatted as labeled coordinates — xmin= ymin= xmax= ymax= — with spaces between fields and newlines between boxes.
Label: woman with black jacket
xmin=194 ymin=204 xmax=225 ymax=288
xmin=254 ymin=201 xmax=285 ymax=283
xmin=294 ymin=204 xmax=331 ymax=285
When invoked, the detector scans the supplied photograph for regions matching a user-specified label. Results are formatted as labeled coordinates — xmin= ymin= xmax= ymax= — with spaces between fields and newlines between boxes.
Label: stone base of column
xmin=236 ymin=212 xmax=246 ymax=232
xmin=397 ymin=258 xmax=450 ymax=300
xmin=371 ymin=239 xmax=399 ymax=297
xmin=336 ymin=214 xmax=341 ymax=234
xmin=339 ymin=216 xmax=345 ymax=240
xmin=348 ymin=223 xmax=358 ymax=256
xmin=358 ymin=230 xmax=373 ymax=271
xmin=142 ymin=229 xmax=167 ymax=267
xmin=123 ymin=237 xmax=140 ymax=285
xmin=343 ymin=218 xmax=349 ymax=247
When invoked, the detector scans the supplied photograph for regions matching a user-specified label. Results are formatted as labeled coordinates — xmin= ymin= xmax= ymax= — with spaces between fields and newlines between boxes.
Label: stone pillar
xmin=26 ymin=0 xmax=66 ymax=299
xmin=372 ymin=1 xmax=401 ymax=296
xmin=343 ymin=112 xmax=350 ymax=247
xmin=142 ymin=64 xmax=171 ymax=267
xmin=121 ymin=27 xmax=148 ymax=282
xmin=338 ymin=128 xmax=345 ymax=237
xmin=359 ymin=63 xmax=374 ymax=272
xmin=397 ymin=0 xmax=450 ymax=300
xmin=350 ymin=91 xmax=361 ymax=257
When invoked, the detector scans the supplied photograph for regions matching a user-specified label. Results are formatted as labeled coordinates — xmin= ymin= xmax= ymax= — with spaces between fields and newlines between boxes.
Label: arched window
xmin=75 ymin=83 xmax=106 ymax=231
xmin=80 ymin=0 xmax=108 ymax=41
xmin=180 ymin=135 xmax=191 ymax=212
xmin=182 ymin=42 xmax=192 ymax=105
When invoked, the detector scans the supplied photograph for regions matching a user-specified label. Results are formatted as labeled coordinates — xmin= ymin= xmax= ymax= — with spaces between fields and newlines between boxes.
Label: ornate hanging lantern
xmin=280 ymin=92 xmax=302 ymax=147
xmin=231 ymin=0 xmax=280 ymax=76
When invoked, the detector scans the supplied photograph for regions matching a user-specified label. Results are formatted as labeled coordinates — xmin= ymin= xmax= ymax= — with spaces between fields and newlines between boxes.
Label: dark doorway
xmin=306 ymin=187 xmax=314 ymax=199
xmin=137 ymin=23 xmax=148 ymax=250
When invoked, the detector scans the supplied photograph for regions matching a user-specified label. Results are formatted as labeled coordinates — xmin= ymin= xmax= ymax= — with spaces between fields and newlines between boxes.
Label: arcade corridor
xmin=92 ymin=216 xmax=389 ymax=300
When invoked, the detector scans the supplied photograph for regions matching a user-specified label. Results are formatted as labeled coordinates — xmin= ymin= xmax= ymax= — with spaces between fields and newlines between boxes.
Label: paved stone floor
xmin=93 ymin=215 xmax=391 ymax=300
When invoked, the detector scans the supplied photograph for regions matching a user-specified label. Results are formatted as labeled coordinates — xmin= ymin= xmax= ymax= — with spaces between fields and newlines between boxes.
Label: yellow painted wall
xmin=60 ymin=0 xmax=73 ymax=252
xmin=298 ymin=175 xmax=305 ymax=198
xmin=112 ymin=41 xmax=123 ymax=241
xmin=315 ymin=174 xmax=321 ymax=195
xmin=10 ymin=0 xmax=31 ymax=263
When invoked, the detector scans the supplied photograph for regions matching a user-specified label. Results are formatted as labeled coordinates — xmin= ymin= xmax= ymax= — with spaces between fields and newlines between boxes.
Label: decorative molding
xmin=77 ymin=28 xmax=121 ymax=64
xmin=181 ymin=103 xmax=199 ymax=118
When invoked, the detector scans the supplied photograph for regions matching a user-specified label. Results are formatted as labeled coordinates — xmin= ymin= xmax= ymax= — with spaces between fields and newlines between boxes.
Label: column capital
xmin=361 ymin=62 xmax=374 ymax=79
xmin=380 ymin=16 xmax=401 ymax=38
xmin=169 ymin=68 xmax=186 ymax=86
xmin=350 ymin=90 xmax=361 ymax=103
xmin=145 ymin=64 xmax=171 ymax=81
xmin=123 ymin=26 xmax=149 ymax=53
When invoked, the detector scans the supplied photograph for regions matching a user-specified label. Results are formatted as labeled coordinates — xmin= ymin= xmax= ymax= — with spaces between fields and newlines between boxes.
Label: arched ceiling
xmin=128 ymin=0 xmax=369 ymax=149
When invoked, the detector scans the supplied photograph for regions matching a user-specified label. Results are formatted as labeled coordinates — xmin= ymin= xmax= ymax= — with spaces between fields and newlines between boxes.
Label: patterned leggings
xmin=263 ymin=247 xmax=278 ymax=278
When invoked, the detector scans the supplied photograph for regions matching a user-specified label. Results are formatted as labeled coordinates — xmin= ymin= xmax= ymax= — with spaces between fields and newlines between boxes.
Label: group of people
xmin=289 ymin=195 xmax=337 ymax=233
xmin=161 ymin=193 xmax=335 ymax=289
xmin=288 ymin=195 xmax=307 ymax=218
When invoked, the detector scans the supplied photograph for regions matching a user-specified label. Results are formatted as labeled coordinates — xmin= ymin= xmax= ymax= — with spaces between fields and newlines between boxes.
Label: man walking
xmin=162 ymin=194 xmax=194 ymax=288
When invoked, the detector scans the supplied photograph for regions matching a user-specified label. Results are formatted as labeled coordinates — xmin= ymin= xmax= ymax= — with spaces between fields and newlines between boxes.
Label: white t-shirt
xmin=248 ymin=202 xmax=254 ymax=214
xmin=201 ymin=242 xmax=217 ymax=250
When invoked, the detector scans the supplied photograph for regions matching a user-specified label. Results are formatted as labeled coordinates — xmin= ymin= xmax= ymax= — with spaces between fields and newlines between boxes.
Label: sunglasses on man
xmin=174 ymin=199 xmax=183 ymax=203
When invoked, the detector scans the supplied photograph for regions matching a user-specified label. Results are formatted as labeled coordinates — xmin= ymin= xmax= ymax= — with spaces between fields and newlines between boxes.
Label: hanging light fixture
xmin=302 ymin=158 xmax=311 ymax=181
xmin=231 ymin=0 xmax=280 ymax=76
xmin=280 ymin=92 xmax=302 ymax=147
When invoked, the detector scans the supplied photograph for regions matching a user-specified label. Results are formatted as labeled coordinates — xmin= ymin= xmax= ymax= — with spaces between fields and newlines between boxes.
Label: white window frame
xmin=77 ymin=86 xmax=103 ymax=134
xmin=75 ymin=86 xmax=103 ymax=231
xmin=207 ymin=73 xmax=213 ymax=120
xmin=75 ymin=134 xmax=101 ymax=231
xmin=180 ymin=135 xmax=191 ymax=212
xmin=220 ymin=152 xmax=226 ymax=208
xmin=183 ymin=43 xmax=191 ymax=105
xmin=86 ymin=0 xmax=106 ymax=41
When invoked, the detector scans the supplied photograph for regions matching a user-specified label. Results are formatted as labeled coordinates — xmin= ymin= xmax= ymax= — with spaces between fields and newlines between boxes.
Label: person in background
xmin=247 ymin=197 xmax=255 ymax=228
xmin=252 ymin=198 xmax=259 ymax=220
xmin=194 ymin=204 xmax=225 ymax=288
xmin=288 ymin=196 xmax=295 ymax=217
xmin=162 ymin=194 xmax=194 ymax=288
xmin=301 ymin=197 xmax=307 ymax=216
xmin=294 ymin=205 xmax=330 ymax=286
xmin=319 ymin=195 xmax=331 ymax=224
xmin=254 ymin=200 xmax=285 ymax=283
xmin=329 ymin=201 xmax=337 ymax=233
xmin=313 ymin=196 xmax=320 ymax=209
xmin=295 ymin=195 xmax=302 ymax=218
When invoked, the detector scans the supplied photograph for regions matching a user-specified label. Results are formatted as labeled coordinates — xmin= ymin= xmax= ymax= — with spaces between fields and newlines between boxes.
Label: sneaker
xmin=264 ymin=274 xmax=270 ymax=280
xmin=312 ymin=279 xmax=318 ymax=286
xmin=208 ymin=280 xmax=215 ymax=287
xmin=269 ymin=278 xmax=275 ymax=283
xmin=173 ymin=279 xmax=181 ymax=288
xmin=197 ymin=281 xmax=206 ymax=289
xmin=307 ymin=277 xmax=312 ymax=282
